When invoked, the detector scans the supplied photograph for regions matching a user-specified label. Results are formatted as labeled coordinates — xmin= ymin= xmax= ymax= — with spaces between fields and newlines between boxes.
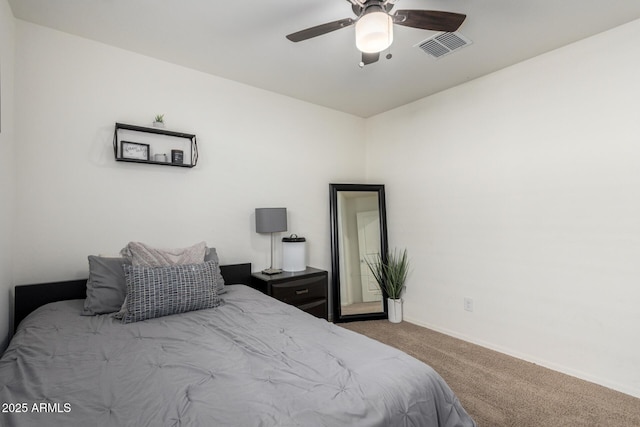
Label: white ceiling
xmin=9 ymin=0 xmax=640 ymax=118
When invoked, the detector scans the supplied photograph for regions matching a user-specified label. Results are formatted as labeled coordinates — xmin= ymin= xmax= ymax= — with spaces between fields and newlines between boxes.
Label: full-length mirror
xmin=330 ymin=183 xmax=388 ymax=322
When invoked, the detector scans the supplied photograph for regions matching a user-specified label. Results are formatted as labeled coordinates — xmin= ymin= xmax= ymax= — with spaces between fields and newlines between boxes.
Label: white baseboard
xmin=403 ymin=315 xmax=640 ymax=399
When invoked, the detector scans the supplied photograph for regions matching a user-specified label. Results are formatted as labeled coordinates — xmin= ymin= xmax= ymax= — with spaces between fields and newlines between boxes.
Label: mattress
xmin=0 ymin=284 xmax=475 ymax=426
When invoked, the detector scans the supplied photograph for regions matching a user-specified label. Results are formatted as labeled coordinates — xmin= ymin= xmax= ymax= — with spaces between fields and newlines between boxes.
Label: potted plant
xmin=153 ymin=114 xmax=165 ymax=128
xmin=366 ymin=248 xmax=409 ymax=323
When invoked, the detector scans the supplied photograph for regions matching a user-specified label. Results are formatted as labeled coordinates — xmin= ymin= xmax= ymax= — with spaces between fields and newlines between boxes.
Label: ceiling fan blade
xmin=393 ymin=10 xmax=466 ymax=32
xmin=361 ymin=52 xmax=380 ymax=65
xmin=286 ymin=18 xmax=355 ymax=42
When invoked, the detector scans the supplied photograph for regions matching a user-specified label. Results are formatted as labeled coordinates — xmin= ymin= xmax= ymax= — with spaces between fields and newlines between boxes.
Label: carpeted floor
xmin=339 ymin=320 xmax=640 ymax=427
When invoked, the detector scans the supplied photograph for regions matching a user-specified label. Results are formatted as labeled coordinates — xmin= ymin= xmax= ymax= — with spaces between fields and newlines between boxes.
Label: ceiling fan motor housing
xmin=355 ymin=4 xmax=394 ymax=53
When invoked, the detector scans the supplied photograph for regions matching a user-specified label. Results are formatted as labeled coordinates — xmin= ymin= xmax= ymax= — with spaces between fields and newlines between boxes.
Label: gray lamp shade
xmin=255 ymin=208 xmax=287 ymax=233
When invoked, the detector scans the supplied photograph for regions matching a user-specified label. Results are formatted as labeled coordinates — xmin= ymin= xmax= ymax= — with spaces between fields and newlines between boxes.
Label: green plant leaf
xmin=365 ymin=248 xmax=409 ymax=299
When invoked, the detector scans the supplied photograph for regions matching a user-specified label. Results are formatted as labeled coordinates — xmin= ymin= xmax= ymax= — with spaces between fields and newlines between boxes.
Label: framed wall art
xmin=121 ymin=141 xmax=150 ymax=161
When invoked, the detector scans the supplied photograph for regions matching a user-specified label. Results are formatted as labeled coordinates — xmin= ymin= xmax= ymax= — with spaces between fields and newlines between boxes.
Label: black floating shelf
xmin=114 ymin=158 xmax=194 ymax=168
xmin=113 ymin=122 xmax=198 ymax=168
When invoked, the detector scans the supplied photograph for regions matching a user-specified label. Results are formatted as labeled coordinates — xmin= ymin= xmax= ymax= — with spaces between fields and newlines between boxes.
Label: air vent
xmin=416 ymin=32 xmax=472 ymax=59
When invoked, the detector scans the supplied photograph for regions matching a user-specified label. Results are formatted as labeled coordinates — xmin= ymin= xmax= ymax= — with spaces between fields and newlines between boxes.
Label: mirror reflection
xmin=330 ymin=184 xmax=388 ymax=322
xmin=338 ymin=191 xmax=383 ymax=315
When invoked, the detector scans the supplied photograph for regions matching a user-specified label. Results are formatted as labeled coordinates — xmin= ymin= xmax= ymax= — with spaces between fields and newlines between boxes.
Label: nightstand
xmin=251 ymin=267 xmax=328 ymax=320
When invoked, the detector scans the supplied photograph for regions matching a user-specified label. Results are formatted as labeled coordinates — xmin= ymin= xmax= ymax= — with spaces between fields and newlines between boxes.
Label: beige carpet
xmin=339 ymin=320 xmax=640 ymax=427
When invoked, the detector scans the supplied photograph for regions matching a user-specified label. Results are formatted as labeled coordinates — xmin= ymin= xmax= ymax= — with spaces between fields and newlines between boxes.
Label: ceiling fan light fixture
xmin=355 ymin=6 xmax=393 ymax=53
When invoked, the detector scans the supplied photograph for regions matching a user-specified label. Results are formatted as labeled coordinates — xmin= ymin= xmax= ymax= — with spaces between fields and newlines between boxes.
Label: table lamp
xmin=255 ymin=208 xmax=287 ymax=275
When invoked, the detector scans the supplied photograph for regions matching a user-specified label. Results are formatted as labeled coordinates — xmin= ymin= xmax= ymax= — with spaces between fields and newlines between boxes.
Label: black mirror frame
xmin=329 ymin=183 xmax=389 ymax=322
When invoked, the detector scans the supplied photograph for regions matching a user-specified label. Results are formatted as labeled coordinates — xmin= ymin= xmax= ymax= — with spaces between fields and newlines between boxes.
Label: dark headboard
xmin=14 ymin=263 xmax=252 ymax=333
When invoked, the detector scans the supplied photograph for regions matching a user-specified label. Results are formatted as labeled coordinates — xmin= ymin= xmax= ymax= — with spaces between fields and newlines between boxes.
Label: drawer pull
xmin=295 ymin=288 xmax=309 ymax=295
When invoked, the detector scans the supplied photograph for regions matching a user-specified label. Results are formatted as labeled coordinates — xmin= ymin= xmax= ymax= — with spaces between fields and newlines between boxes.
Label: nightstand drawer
xmin=271 ymin=276 xmax=326 ymax=305
xmin=251 ymin=267 xmax=328 ymax=320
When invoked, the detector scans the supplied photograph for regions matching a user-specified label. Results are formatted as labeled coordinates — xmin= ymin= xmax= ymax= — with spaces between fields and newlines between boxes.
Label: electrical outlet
xmin=464 ymin=297 xmax=474 ymax=312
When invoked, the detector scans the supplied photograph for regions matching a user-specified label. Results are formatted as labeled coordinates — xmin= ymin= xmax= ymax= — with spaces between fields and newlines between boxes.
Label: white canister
xmin=282 ymin=235 xmax=306 ymax=272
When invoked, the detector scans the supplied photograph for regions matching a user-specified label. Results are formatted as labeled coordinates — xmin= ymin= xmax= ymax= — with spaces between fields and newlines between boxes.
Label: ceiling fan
xmin=286 ymin=0 xmax=466 ymax=66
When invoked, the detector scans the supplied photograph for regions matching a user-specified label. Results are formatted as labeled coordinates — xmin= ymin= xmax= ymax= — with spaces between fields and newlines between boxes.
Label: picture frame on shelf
xmin=121 ymin=141 xmax=149 ymax=161
xmin=171 ymin=149 xmax=184 ymax=164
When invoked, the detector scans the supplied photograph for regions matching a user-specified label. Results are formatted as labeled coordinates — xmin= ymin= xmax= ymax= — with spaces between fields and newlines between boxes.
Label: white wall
xmin=0 ymin=0 xmax=16 ymax=351
xmin=366 ymin=19 xmax=640 ymax=397
xmin=11 ymin=21 xmax=365 ymax=289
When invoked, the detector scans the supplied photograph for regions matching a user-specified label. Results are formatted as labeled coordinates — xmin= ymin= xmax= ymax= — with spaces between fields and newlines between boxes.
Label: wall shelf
xmin=113 ymin=122 xmax=198 ymax=168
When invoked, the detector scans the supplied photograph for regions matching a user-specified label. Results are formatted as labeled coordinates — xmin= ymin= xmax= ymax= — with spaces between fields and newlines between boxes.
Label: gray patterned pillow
xmin=121 ymin=260 xmax=221 ymax=324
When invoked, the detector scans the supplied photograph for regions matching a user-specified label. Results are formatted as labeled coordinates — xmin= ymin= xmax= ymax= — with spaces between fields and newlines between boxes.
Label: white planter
xmin=387 ymin=298 xmax=403 ymax=323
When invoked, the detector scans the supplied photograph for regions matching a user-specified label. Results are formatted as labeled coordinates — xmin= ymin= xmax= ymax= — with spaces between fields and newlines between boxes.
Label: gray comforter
xmin=0 ymin=285 xmax=475 ymax=426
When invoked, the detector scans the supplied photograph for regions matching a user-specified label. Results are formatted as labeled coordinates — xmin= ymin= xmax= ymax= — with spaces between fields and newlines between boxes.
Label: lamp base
xmin=261 ymin=267 xmax=283 ymax=275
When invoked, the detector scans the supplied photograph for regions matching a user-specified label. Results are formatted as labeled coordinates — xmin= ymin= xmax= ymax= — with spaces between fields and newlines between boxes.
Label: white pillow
xmin=120 ymin=241 xmax=207 ymax=266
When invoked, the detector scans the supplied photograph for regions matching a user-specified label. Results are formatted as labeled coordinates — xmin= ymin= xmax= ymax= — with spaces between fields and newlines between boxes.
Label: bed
xmin=1 ymin=261 xmax=476 ymax=426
